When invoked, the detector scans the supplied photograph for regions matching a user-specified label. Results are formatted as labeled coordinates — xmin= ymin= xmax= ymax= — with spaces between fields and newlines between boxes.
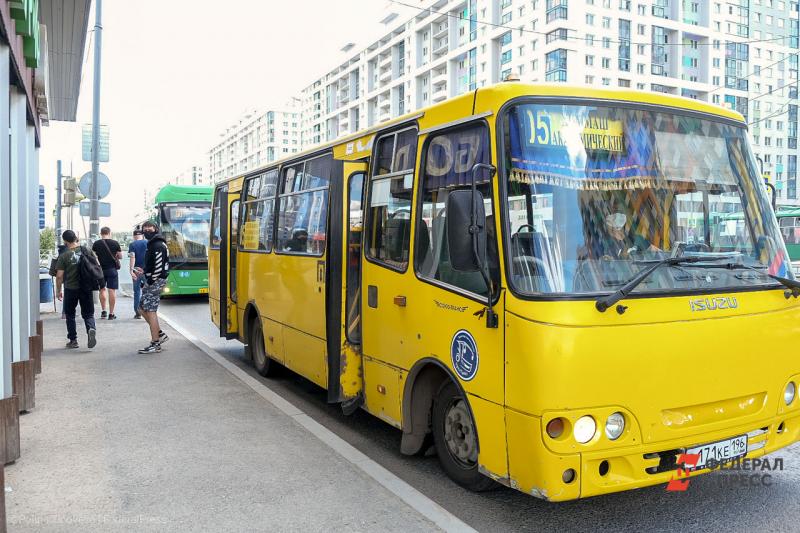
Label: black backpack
xmin=78 ymin=246 xmax=105 ymax=291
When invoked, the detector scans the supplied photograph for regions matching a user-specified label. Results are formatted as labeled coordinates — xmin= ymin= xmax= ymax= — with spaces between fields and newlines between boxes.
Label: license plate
xmin=198 ymin=288 xmax=208 ymax=294
xmin=686 ymin=435 xmax=748 ymax=470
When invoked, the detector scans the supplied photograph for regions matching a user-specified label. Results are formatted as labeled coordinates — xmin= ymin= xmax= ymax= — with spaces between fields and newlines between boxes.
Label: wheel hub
xmin=443 ymin=399 xmax=478 ymax=466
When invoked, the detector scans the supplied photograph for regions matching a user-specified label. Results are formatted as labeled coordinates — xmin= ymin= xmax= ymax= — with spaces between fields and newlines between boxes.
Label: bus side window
xmin=365 ymin=127 xmax=418 ymax=270
xmin=241 ymin=170 xmax=278 ymax=252
xmin=276 ymin=155 xmax=332 ymax=255
xmin=416 ymin=123 xmax=496 ymax=296
xmin=346 ymin=172 xmax=365 ymax=344
xmin=210 ymin=185 xmax=227 ymax=249
xmin=230 ymin=199 xmax=240 ymax=302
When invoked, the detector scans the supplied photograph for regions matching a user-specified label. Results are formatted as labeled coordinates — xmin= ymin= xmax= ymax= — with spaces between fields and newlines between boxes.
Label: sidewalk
xmin=4 ymin=312 xmax=438 ymax=532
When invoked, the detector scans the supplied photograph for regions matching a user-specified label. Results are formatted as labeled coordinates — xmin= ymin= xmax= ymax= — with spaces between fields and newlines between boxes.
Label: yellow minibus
xmin=210 ymin=83 xmax=800 ymax=501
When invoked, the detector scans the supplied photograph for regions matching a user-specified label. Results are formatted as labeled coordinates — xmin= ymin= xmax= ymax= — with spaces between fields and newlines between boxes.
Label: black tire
xmin=431 ymin=381 xmax=496 ymax=492
xmin=250 ymin=318 xmax=276 ymax=377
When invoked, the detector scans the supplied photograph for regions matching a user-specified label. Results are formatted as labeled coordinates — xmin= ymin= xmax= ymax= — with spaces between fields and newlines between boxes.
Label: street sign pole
xmin=55 ymin=160 xmax=62 ymax=249
xmin=89 ymin=0 xmax=103 ymax=241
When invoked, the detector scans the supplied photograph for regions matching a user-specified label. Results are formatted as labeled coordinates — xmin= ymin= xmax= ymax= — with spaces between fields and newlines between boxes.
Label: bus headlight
xmin=605 ymin=412 xmax=625 ymax=440
xmin=785 ymin=382 xmax=796 ymax=406
xmin=573 ymin=416 xmax=596 ymax=444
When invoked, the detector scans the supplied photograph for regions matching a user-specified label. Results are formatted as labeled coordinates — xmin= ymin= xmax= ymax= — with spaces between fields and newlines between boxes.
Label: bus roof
xmin=215 ymin=82 xmax=745 ymax=187
xmin=154 ymin=184 xmax=214 ymax=205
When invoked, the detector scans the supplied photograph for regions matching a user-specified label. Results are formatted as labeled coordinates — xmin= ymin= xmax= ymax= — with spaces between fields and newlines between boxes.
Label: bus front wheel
xmin=431 ymin=381 xmax=495 ymax=492
xmin=250 ymin=318 xmax=276 ymax=377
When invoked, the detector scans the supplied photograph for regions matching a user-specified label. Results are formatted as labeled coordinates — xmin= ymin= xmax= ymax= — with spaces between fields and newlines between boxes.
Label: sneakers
xmin=87 ymin=328 xmax=97 ymax=349
xmin=138 ymin=342 xmax=162 ymax=354
xmin=108 ymin=313 xmax=117 ymax=321
xmin=159 ymin=330 xmax=169 ymax=344
xmin=65 ymin=340 xmax=79 ymax=349
xmin=100 ymin=311 xmax=108 ymax=319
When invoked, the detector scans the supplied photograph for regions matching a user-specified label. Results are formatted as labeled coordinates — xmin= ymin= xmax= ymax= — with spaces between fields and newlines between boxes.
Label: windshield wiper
xmin=595 ymin=254 xmax=740 ymax=313
xmin=718 ymin=261 xmax=800 ymax=297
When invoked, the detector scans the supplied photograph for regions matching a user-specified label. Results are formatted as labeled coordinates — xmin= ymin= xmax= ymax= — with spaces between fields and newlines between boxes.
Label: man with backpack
xmin=136 ymin=221 xmax=170 ymax=354
xmin=92 ymin=226 xmax=123 ymax=320
xmin=55 ymin=230 xmax=103 ymax=349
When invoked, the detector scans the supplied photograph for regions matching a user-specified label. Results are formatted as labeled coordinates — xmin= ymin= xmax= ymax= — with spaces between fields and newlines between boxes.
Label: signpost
xmin=79 ymin=201 xmax=111 ymax=218
xmin=78 ymin=171 xmax=111 ymax=199
xmin=81 ymin=124 xmax=110 ymax=162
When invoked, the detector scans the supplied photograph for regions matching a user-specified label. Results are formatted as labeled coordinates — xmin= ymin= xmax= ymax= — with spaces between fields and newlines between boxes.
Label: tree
xmin=39 ymin=227 xmax=56 ymax=256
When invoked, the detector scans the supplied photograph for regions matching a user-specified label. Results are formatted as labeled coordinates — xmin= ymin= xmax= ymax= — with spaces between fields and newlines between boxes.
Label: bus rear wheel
xmin=250 ymin=318 xmax=276 ymax=377
xmin=431 ymin=381 xmax=495 ymax=492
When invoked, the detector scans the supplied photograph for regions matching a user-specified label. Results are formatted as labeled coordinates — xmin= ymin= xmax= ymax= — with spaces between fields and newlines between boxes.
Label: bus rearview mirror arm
xmin=470 ymin=163 xmax=498 ymax=329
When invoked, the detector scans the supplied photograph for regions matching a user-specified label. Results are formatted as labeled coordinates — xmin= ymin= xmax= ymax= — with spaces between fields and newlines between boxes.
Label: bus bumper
xmin=504 ymin=408 xmax=800 ymax=501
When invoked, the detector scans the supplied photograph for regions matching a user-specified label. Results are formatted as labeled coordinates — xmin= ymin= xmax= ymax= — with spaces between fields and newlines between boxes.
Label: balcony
xmin=433 ymin=22 xmax=448 ymax=39
xmin=431 ymin=69 xmax=448 ymax=87
xmin=432 ymin=83 xmax=448 ymax=103
xmin=379 ymin=53 xmax=393 ymax=70
xmin=432 ymin=39 xmax=449 ymax=57
xmin=379 ymin=66 xmax=393 ymax=83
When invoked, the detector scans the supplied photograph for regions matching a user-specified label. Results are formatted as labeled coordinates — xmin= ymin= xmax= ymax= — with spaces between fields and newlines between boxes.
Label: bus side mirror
xmin=447 ymin=189 xmax=486 ymax=272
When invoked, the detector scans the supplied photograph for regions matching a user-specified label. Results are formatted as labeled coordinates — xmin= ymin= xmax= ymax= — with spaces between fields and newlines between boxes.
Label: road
xmin=155 ymin=297 xmax=800 ymax=533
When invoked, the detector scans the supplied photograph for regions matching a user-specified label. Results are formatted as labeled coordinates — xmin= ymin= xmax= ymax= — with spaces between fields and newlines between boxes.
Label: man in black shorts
xmin=92 ymin=226 xmax=123 ymax=320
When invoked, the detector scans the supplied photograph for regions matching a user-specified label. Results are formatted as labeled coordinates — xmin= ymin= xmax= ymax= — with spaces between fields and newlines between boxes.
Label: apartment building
xmin=207 ymin=104 xmax=302 ymax=183
xmin=299 ymin=0 xmax=800 ymax=203
xmin=173 ymin=164 xmax=207 ymax=186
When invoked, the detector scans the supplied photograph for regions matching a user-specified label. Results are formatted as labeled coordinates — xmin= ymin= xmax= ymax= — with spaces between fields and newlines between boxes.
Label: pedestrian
xmin=128 ymin=228 xmax=147 ymax=319
xmin=92 ymin=226 xmax=123 ymax=320
xmin=137 ymin=221 xmax=170 ymax=354
xmin=55 ymin=230 xmax=98 ymax=349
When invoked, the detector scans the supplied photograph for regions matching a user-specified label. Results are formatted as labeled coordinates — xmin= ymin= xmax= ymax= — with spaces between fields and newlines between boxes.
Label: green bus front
xmin=157 ymin=198 xmax=213 ymax=296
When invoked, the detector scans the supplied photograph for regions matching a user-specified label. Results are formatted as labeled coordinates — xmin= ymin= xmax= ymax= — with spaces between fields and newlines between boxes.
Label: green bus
xmin=714 ymin=206 xmax=800 ymax=276
xmin=152 ymin=184 xmax=214 ymax=296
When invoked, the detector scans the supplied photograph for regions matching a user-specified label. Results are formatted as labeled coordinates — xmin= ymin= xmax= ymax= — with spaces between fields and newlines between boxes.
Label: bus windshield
xmin=160 ymin=203 xmax=212 ymax=263
xmin=503 ymin=102 xmax=791 ymax=296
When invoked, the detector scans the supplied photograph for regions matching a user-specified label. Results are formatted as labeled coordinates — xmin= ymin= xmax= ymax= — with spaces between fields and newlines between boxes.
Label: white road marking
xmin=160 ymin=314 xmax=477 ymax=533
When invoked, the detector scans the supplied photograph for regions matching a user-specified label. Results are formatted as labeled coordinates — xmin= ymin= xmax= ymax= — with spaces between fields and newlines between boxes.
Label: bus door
xmin=361 ymin=124 xmax=507 ymax=442
xmin=334 ymin=162 xmax=367 ymax=407
xmin=218 ymin=189 xmax=240 ymax=339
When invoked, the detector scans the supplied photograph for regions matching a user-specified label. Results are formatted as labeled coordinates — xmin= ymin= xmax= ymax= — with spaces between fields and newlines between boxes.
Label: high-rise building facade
xmin=173 ymin=164 xmax=207 ymax=186
xmin=299 ymin=0 xmax=800 ymax=203
xmin=207 ymin=103 xmax=302 ymax=183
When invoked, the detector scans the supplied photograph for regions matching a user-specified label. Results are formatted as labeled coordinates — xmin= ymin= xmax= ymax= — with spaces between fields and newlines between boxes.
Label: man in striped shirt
xmin=136 ymin=221 xmax=170 ymax=354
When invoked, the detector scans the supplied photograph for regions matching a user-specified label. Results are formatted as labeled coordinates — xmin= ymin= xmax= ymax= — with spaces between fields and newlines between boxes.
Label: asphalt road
xmin=154 ymin=297 xmax=800 ymax=533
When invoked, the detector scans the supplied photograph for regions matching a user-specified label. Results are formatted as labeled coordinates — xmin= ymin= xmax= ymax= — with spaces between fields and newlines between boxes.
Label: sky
xmin=41 ymin=0 xmax=417 ymax=232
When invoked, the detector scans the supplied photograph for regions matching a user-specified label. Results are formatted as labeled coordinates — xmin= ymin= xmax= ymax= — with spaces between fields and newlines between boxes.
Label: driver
xmin=598 ymin=212 xmax=658 ymax=259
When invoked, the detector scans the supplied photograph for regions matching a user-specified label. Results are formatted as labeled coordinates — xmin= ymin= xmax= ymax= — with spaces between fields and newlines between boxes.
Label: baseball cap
xmin=133 ymin=229 xmax=143 ymax=236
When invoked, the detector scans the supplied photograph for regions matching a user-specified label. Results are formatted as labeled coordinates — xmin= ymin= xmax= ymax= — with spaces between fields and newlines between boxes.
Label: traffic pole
xmin=55 ymin=159 xmax=61 ymax=250
xmin=89 ymin=0 xmax=103 ymax=242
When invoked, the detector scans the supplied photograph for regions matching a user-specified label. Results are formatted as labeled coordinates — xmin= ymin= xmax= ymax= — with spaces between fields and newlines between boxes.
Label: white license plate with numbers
xmin=686 ymin=435 xmax=748 ymax=470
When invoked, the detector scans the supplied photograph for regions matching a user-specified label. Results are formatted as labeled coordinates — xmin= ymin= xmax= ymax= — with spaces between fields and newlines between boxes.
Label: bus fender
xmin=400 ymin=358 xmax=479 ymax=457
xmin=242 ymin=301 xmax=260 ymax=360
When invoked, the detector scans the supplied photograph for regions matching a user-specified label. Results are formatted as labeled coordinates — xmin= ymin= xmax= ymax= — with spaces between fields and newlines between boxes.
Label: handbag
xmin=100 ymin=238 xmax=121 ymax=270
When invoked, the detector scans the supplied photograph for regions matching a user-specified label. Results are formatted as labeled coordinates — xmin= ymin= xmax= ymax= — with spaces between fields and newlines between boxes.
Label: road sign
xmin=79 ymin=201 xmax=110 ymax=218
xmin=38 ymin=185 xmax=45 ymax=229
xmin=78 ymin=171 xmax=111 ymax=199
xmin=81 ymin=124 xmax=110 ymax=162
